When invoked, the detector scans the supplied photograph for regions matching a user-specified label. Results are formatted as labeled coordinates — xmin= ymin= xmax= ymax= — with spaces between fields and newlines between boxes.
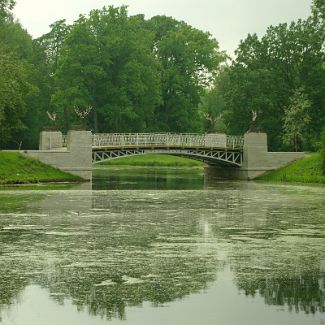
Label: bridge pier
xmin=207 ymin=132 xmax=304 ymax=180
xmin=24 ymin=130 xmax=92 ymax=180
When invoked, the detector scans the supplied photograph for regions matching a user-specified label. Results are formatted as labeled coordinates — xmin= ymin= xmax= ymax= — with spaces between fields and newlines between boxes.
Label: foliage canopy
xmin=0 ymin=1 xmax=324 ymax=154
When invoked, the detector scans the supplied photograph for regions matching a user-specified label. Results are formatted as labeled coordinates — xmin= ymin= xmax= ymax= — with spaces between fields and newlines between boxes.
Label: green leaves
xmin=219 ymin=13 xmax=325 ymax=151
xmin=50 ymin=7 xmax=223 ymax=134
xmin=0 ymin=47 xmax=29 ymax=147
xmin=51 ymin=7 xmax=163 ymax=132
xmin=0 ymin=0 xmax=15 ymax=21
xmin=199 ymin=85 xmax=226 ymax=133
xmin=282 ymin=89 xmax=311 ymax=151
xmin=149 ymin=16 xmax=224 ymax=132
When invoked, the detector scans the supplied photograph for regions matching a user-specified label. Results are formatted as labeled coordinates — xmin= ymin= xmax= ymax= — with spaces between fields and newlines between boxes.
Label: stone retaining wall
xmin=24 ymin=131 xmax=92 ymax=180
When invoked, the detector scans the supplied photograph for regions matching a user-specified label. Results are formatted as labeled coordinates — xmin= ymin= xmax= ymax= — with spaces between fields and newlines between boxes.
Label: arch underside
xmin=92 ymin=148 xmax=243 ymax=167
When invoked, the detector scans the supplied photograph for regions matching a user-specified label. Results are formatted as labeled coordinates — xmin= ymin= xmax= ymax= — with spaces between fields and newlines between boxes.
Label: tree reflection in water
xmin=0 ymin=183 xmax=325 ymax=321
xmin=225 ymin=192 xmax=325 ymax=314
xmin=0 ymin=191 xmax=227 ymax=320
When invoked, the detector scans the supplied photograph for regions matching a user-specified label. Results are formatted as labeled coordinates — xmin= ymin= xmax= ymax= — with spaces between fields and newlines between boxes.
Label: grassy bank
xmin=98 ymin=154 xmax=205 ymax=167
xmin=256 ymin=153 xmax=325 ymax=184
xmin=0 ymin=152 xmax=82 ymax=185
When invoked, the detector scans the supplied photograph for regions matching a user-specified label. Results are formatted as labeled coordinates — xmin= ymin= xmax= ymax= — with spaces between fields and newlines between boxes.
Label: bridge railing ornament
xmin=62 ymin=135 xmax=68 ymax=147
xmin=92 ymin=133 xmax=244 ymax=149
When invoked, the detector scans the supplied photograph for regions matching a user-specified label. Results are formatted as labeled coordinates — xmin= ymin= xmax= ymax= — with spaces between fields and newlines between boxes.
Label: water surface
xmin=0 ymin=167 xmax=325 ymax=324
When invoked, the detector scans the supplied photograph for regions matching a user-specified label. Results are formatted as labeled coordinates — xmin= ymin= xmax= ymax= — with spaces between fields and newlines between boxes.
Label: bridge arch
xmin=92 ymin=148 xmax=242 ymax=167
xmin=91 ymin=133 xmax=244 ymax=167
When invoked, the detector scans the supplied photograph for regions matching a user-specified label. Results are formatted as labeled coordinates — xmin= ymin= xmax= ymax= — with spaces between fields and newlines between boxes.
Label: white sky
xmin=13 ymin=0 xmax=312 ymax=55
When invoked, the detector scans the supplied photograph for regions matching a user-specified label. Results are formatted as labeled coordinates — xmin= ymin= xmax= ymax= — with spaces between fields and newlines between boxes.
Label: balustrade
xmin=92 ymin=133 xmax=244 ymax=149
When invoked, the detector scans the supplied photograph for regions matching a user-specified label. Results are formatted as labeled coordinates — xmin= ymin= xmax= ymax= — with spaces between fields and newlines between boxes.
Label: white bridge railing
xmin=92 ymin=133 xmax=244 ymax=149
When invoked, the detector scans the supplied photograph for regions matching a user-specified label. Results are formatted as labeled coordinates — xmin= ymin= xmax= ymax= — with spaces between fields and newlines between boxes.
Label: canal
xmin=0 ymin=166 xmax=324 ymax=324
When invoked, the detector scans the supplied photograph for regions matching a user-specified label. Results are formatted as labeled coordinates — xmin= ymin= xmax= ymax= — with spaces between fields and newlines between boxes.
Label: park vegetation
xmin=256 ymin=153 xmax=325 ymax=184
xmin=0 ymin=0 xmax=324 ymax=171
xmin=0 ymin=152 xmax=81 ymax=184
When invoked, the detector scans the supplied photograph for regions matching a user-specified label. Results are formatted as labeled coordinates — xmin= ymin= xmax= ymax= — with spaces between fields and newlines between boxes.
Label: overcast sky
xmin=13 ymin=0 xmax=312 ymax=55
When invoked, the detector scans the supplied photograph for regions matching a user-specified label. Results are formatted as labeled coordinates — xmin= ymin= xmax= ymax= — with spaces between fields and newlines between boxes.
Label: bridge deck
xmin=92 ymin=144 xmax=243 ymax=151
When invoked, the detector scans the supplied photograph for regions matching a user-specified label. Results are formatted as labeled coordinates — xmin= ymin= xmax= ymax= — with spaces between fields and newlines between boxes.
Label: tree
xmin=312 ymin=0 xmax=325 ymax=22
xmin=37 ymin=19 xmax=70 ymax=73
xmin=53 ymin=6 xmax=162 ymax=133
xmin=199 ymin=85 xmax=227 ymax=133
xmin=147 ymin=16 xmax=225 ymax=132
xmin=51 ymin=14 xmax=103 ymax=131
xmin=18 ymin=40 xmax=54 ymax=148
xmin=282 ymin=89 xmax=311 ymax=152
xmin=0 ymin=14 xmax=55 ymax=149
xmin=0 ymin=0 xmax=15 ymax=20
xmin=0 ymin=0 xmax=37 ymax=148
xmin=0 ymin=48 xmax=30 ymax=147
xmin=221 ymin=15 xmax=325 ymax=150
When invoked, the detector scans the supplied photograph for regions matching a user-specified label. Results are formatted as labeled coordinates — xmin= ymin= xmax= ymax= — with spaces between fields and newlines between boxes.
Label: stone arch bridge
xmin=24 ymin=131 xmax=304 ymax=180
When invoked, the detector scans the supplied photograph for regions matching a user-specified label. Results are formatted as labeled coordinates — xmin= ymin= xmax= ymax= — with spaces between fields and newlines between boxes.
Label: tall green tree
xmin=147 ymin=16 xmax=225 ymax=132
xmin=0 ymin=0 xmax=36 ymax=148
xmin=37 ymin=20 xmax=70 ymax=73
xmin=282 ymin=89 xmax=311 ymax=151
xmin=0 ymin=17 xmax=54 ymax=148
xmin=51 ymin=14 xmax=102 ymax=131
xmin=53 ymin=6 xmax=162 ymax=133
xmin=220 ymin=14 xmax=325 ymax=150
xmin=19 ymin=40 xmax=54 ymax=148
xmin=0 ymin=48 xmax=30 ymax=147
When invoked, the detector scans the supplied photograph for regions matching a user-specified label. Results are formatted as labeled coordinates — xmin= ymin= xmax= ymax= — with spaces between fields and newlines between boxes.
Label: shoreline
xmin=254 ymin=153 xmax=325 ymax=185
xmin=0 ymin=152 xmax=83 ymax=186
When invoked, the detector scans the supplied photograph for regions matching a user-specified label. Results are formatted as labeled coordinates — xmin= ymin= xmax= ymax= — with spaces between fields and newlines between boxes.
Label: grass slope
xmin=0 ymin=152 xmax=82 ymax=184
xmin=256 ymin=153 xmax=325 ymax=184
xmin=99 ymin=154 xmax=205 ymax=167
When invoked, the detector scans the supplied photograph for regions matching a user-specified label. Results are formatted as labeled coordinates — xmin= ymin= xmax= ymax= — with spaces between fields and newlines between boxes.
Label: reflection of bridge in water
xmin=91 ymin=133 xmax=244 ymax=166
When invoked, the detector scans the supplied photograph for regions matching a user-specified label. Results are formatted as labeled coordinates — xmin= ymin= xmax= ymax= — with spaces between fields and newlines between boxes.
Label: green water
xmin=92 ymin=166 xmax=205 ymax=190
xmin=0 ymin=167 xmax=325 ymax=325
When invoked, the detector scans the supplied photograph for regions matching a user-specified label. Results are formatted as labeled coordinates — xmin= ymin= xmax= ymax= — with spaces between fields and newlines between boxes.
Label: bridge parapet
xmin=25 ymin=130 xmax=304 ymax=180
xmin=92 ymin=133 xmax=244 ymax=149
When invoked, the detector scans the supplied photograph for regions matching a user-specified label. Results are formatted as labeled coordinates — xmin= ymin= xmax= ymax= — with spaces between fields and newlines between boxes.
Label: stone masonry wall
xmin=24 ymin=130 xmax=92 ymax=180
xmin=241 ymin=132 xmax=305 ymax=179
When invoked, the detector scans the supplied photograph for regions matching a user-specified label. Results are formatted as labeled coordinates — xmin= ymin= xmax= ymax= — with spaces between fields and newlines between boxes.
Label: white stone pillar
xmin=39 ymin=131 xmax=63 ymax=150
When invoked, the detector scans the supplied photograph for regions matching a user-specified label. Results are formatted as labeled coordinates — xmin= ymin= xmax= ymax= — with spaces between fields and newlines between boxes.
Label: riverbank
xmin=99 ymin=154 xmax=205 ymax=167
xmin=256 ymin=153 xmax=325 ymax=184
xmin=0 ymin=152 xmax=82 ymax=185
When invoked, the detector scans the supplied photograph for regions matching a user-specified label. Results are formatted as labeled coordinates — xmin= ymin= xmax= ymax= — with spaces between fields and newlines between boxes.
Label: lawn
xmin=256 ymin=153 xmax=325 ymax=184
xmin=0 ymin=152 xmax=82 ymax=184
